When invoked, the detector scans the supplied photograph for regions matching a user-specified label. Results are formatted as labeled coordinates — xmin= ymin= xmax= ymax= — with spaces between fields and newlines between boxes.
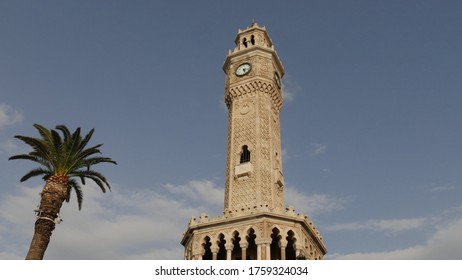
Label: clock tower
xmin=181 ymin=23 xmax=327 ymax=260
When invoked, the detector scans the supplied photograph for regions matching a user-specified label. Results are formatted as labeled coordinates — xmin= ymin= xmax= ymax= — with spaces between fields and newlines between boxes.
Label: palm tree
xmin=9 ymin=124 xmax=117 ymax=260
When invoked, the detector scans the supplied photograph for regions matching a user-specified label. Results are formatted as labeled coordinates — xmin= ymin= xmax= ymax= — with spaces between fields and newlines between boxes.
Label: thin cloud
xmin=0 ymin=103 xmax=23 ymax=130
xmin=285 ymin=185 xmax=346 ymax=217
xmin=332 ymin=217 xmax=462 ymax=259
xmin=162 ymin=180 xmax=223 ymax=208
xmin=429 ymin=183 xmax=456 ymax=193
xmin=281 ymin=73 xmax=300 ymax=102
xmin=281 ymin=147 xmax=290 ymax=162
xmin=325 ymin=218 xmax=427 ymax=234
xmin=311 ymin=143 xmax=327 ymax=155
xmin=0 ymin=139 xmax=20 ymax=155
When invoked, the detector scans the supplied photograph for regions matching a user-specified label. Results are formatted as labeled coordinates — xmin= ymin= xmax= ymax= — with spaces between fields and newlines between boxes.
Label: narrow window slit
xmin=240 ymin=145 xmax=250 ymax=163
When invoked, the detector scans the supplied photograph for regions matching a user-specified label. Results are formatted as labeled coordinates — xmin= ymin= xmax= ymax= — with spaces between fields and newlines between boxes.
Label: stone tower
xmin=181 ymin=23 xmax=327 ymax=260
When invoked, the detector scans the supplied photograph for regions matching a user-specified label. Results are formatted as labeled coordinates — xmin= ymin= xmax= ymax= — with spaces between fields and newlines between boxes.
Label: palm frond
xmin=11 ymin=153 xmax=53 ymax=171
xmin=13 ymin=135 xmax=49 ymax=160
xmin=69 ymin=169 xmax=111 ymax=192
xmin=20 ymin=168 xmax=52 ymax=182
xmin=74 ymin=156 xmax=117 ymax=170
xmin=67 ymin=178 xmax=83 ymax=210
xmin=55 ymin=125 xmax=71 ymax=143
xmin=78 ymin=128 xmax=95 ymax=153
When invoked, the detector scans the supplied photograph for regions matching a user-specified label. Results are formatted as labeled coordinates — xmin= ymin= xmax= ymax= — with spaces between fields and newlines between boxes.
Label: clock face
xmin=274 ymin=72 xmax=281 ymax=88
xmin=235 ymin=63 xmax=252 ymax=76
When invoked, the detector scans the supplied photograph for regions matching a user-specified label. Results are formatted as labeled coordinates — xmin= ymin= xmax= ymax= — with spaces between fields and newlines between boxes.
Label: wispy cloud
xmin=281 ymin=73 xmax=300 ymax=102
xmin=325 ymin=218 xmax=427 ymax=234
xmin=0 ymin=139 xmax=19 ymax=155
xmin=429 ymin=183 xmax=456 ymax=193
xmin=285 ymin=185 xmax=346 ymax=217
xmin=0 ymin=103 xmax=23 ymax=130
xmin=331 ymin=216 xmax=462 ymax=259
xmin=162 ymin=180 xmax=223 ymax=208
xmin=281 ymin=147 xmax=290 ymax=163
xmin=311 ymin=143 xmax=327 ymax=155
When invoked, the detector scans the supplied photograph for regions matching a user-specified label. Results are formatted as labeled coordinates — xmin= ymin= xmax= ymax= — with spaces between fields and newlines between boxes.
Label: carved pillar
xmin=279 ymin=239 xmax=287 ymax=260
xmin=225 ymin=244 xmax=234 ymax=260
xmin=263 ymin=237 xmax=271 ymax=260
xmin=257 ymin=243 xmax=262 ymax=260
xmin=240 ymin=241 xmax=249 ymax=260
xmin=265 ymin=243 xmax=271 ymax=260
xmin=211 ymin=246 xmax=219 ymax=260
xmin=192 ymin=246 xmax=205 ymax=260
xmin=257 ymin=238 xmax=271 ymax=260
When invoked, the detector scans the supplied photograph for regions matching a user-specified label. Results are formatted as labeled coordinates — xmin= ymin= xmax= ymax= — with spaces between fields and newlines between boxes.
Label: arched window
xmin=231 ymin=231 xmax=242 ymax=260
xmin=270 ymin=228 xmax=281 ymax=260
xmin=202 ymin=236 xmax=213 ymax=260
xmin=246 ymin=228 xmax=257 ymax=260
xmin=240 ymin=145 xmax=250 ymax=163
xmin=217 ymin=234 xmax=227 ymax=260
xmin=250 ymin=35 xmax=255 ymax=45
xmin=243 ymin=38 xmax=248 ymax=48
xmin=286 ymin=230 xmax=296 ymax=260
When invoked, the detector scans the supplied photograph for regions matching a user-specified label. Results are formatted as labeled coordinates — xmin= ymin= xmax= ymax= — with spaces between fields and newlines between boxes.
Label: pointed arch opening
xmin=217 ymin=234 xmax=227 ymax=260
xmin=231 ymin=231 xmax=242 ymax=260
xmin=286 ymin=230 xmax=296 ymax=260
xmin=243 ymin=37 xmax=248 ymax=48
xmin=270 ymin=228 xmax=282 ymax=260
xmin=202 ymin=236 xmax=213 ymax=260
xmin=246 ymin=228 xmax=257 ymax=260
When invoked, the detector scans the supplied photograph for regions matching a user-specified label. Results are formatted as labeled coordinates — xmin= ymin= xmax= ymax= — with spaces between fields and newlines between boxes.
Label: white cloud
xmin=0 ymin=103 xmax=23 ymax=130
xmin=162 ymin=180 xmax=223 ymax=208
xmin=332 ymin=217 xmax=462 ymax=259
xmin=0 ymin=139 xmax=19 ymax=155
xmin=281 ymin=147 xmax=290 ymax=162
xmin=282 ymin=85 xmax=296 ymax=102
xmin=311 ymin=143 xmax=327 ymax=155
xmin=0 ymin=180 xmax=223 ymax=260
xmin=281 ymin=73 xmax=300 ymax=102
xmin=429 ymin=183 xmax=456 ymax=193
xmin=284 ymin=185 xmax=346 ymax=217
xmin=325 ymin=218 xmax=427 ymax=234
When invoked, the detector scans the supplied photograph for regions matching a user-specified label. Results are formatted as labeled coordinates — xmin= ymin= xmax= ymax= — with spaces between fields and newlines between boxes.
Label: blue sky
xmin=1 ymin=0 xmax=462 ymax=259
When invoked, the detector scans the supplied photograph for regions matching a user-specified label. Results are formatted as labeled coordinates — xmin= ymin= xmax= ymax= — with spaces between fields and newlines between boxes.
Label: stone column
xmin=265 ymin=243 xmax=271 ymax=260
xmin=240 ymin=241 xmax=249 ymax=260
xmin=225 ymin=244 xmax=234 ymax=260
xmin=192 ymin=247 xmax=205 ymax=260
xmin=279 ymin=239 xmax=288 ymax=260
xmin=212 ymin=248 xmax=219 ymax=260
xmin=257 ymin=243 xmax=262 ymax=260
xmin=257 ymin=238 xmax=271 ymax=260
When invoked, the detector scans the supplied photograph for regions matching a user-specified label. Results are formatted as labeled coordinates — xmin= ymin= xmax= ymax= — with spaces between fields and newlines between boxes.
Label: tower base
xmin=181 ymin=209 xmax=326 ymax=260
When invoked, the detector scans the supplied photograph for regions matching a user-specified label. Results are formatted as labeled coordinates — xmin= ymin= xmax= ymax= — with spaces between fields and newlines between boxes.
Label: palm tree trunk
xmin=26 ymin=175 xmax=68 ymax=260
